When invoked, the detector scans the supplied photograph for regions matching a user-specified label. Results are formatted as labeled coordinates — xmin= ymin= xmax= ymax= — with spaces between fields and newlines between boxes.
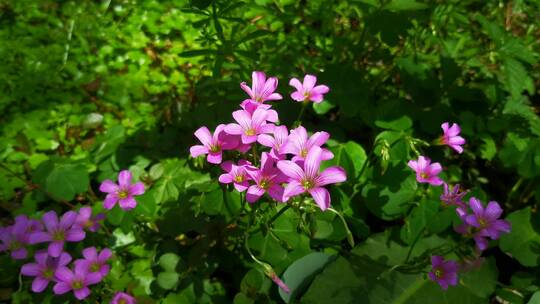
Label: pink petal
xmin=48 ymin=241 xmax=64 ymax=257
xmin=484 ymin=201 xmax=503 ymax=220
xmin=53 ymin=282 xmax=71 ymax=295
xmin=289 ymin=77 xmax=304 ymax=92
xmin=448 ymin=123 xmax=461 ymax=137
xmin=252 ymin=71 xmax=266 ymax=95
xmin=312 ymin=84 xmax=329 ymax=95
xmin=21 ymin=263 xmax=40 ymax=276
xmin=99 ymin=180 xmax=118 ymax=193
xmin=240 ymin=82 xmax=254 ymax=99
xmin=219 ymin=173 xmax=233 ymax=184
xmin=225 ymin=123 xmax=243 ymax=135
xmin=119 ymin=197 xmax=137 ymax=210
xmin=65 ymin=229 xmax=85 ymax=242
xmin=426 ymin=163 xmax=442 ymax=175
xmin=232 ymin=110 xmax=253 ymax=130
xmin=32 ymin=277 xmax=49 ymax=293
xmin=85 ymin=272 xmax=103 ymax=285
xmin=74 ymin=287 xmax=91 ymax=300
xmin=59 ymin=252 xmax=72 ymax=266
xmin=129 ymin=182 xmax=145 ymax=196
xmin=98 ymin=248 xmax=112 ymax=261
xmin=307 ymin=131 xmax=330 ymax=148
xmin=283 ymin=181 xmax=305 ymax=200
xmin=233 ymin=181 xmax=249 ymax=192
xmin=59 ymin=211 xmax=77 ymax=229
xmin=82 ymin=247 xmax=98 ymax=260
xmin=407 ymin=160 xmax=419 ymax=172
xmin=291 ymin=91 xmax=305 ymax=102
xmin=246 ymin=185 xmax=265 ymax=203
xmin=303 ymin=74 xmax=317 ymax=90
xmin=416 ymin=156 xmax=429 ymax=171
xmin=266 ymin=109 xmax=279 ymax=122
xmin=42 ymin=211 xmax=59 ymax=232
xmin=190 ymin=145 xmax=208 ymax=158
xmin=261 ymin=77 xmax=278 ymax=99
xmin=317 ymin=166 xmax=347 ymax=186
xmin=469 ymin=197 xmax=484 ymax=215
xmin=118 ymin=170 xmax=132 ymax=188
xmin=441 ymin=122 xmax=449 ymax=134
xmin=266 ymin=92 xmax=283 ymax=101
xmin=251 ymin=108 xmax=268 ymax=128
xmin=309 ymin=187 xmax=331 ymax=211
xmin=304 ymin=146 xmax=323 ymax=179
xmin=268 ymin=185 xmax=285 ymax=202
xmin=103 ymin=194 xmax=118 ymax=209
xmin=257 ymin=134 xmax=275 ymax=148
xmin=55 ymin=267 xmax=74 ymax=282
xmin=277 ymin=160 xmax=305 ymax=180
xmin=194 ymin=126 xmax=213 ymax=147
xmin=310 ymin=93 xmax=324 ymax=103
xmin=29 ymin=232 xmax=52 ymax=244
xmin=207 ymin=152 xmax=222 ymax=164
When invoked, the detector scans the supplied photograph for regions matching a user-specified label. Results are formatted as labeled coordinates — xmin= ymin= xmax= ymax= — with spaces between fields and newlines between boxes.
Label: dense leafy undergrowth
xmin=1 ymin=0 xmax=540 ymax=303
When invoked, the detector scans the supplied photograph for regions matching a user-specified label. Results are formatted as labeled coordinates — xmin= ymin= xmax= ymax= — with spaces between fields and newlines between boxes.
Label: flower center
xmin=72 ymin=280 xmax=84 ymax=290
xmin=118 ymin=190 xmax=129 ymax=199
xmin=119 ymin=299 xmax=127 ymax=304
xmin=8 ymin=240 xmax=21 ymax=250
xmin=90 ymin=262 xmax=101 ymax=272
xmin=53 ymin=230 xmax=65 ymax=241
xmin=260 ymin=178 xmax=270 ymax=190
xmin=245 ymin=128 xmax=256 ymax=136
xmin=300 ymin=148 xmax=308 ymax=158
xmin=42 ymin=268 xmax=54 ymax=279
xmin=255 ymin=95 xmax=263 ymax=102
xmin=420 ymin=172 xmax=428 ymax=179
xmin=302 ymin=179 xmax=314 ymax=190
xmin=209 ymin=144 xmax=221 ymax=153
xmin=234 ymin=174 xmax=245 ymax=183
xmin=303 ymin=92 xmax=310 ymax=99
xmin=478 ymin=218 xmax=487 ymax=228
xmin=434 ymin=269 xmax=443 ymax=278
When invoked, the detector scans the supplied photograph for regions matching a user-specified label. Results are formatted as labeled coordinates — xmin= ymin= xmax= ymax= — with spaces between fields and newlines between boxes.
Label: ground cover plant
xmin=1 ymin=0 xmax=540 ymax=303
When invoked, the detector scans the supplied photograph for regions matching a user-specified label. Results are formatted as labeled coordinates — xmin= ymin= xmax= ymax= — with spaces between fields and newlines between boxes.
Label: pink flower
xmin=277 ymin=146 xmax=346 ymax=210
xmin=99 ymin=170 xmax=145 ymax=210
xmin=111 ymin=292 xmax=136 ymax=304
xmin=257 ymin=125 xmax=289 ymax=159
xmin=289 ymin=74 xmax=330 ymax=103
xmin=75 ymin=247 xmax=112 ymax=279
xmin=440 ymin=122 xmax=465 ymax=154
xmin=280 ymin=126 xmax=333 ymax=161
xmin=0 ymin=215 xmax=42 ymax=260
xmin=53 ymin=262 xmax=102 ymax=300
xmin=240 ymin=71 xmax=282 ymax=108
xmin=428 ymin=256 xmax=458 ymax=290
xmin=245 ymin=152 xmax=288 ymax=203
xmin=21 ymin=250 xmax=72 ymax=293
xmin=75 ymin=207 xmax=105 ymax=232
xmin=219 ymin=160 xmax=252 ymax=192
xmin=190 ymin=124 xmax=239 ymax=164
xmin=29 ymin=211 xmax=86 ymax=257
xmin=241 ymin=101 xmax=279 ymax=123
xmin=270 ymin=272 xmax=290 ymax=293
xmin=407 ymin=156 xmax=443 ymax=186
xmin=440 ymin=183 xmax=468 ymax=210
xmin=225 ymin=108 xmax=275 ymax=144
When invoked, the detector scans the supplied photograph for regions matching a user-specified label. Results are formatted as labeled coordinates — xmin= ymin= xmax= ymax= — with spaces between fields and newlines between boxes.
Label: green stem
xmin=294 ymin=101 xmax=309 ymax=127
xmin=328 ymin=207 xmax=355 ymax=248
xmin=405 ymin=227 xmax=425 ymax=263
xmin=267 ymin=205 xmax=291 ymax=227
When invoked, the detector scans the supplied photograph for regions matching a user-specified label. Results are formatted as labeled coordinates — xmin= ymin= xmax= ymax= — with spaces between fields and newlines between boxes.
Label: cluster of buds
xmin=190 ymin=71 xmax=347 ymax=211
xmin=408 ymin=123 xmax=511 ymax=290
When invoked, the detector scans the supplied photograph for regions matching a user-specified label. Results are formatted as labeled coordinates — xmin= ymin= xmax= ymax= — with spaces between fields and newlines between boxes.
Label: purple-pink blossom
xmin=245 ymin=152 xmax=287 ymax=203
xmin=257 ymin=125 xmax=289 ymax=159
xmin=280 ymin=126 xmax=333 ymax=161
xmin=29 ymin=211 xmax=85 ymax=257
xmin=240 ymin=71 xmax=282 ymax=107
xmin=289 ymin=74 xmax=330 ymax=103
xmin=440 ymin=183 xmax=468 ymax=209
xmin=190 ymin=124 xmax=240 ymax=164
xmin=407 ymin=156 xmax=443 ymax=186
xmin=0 ymin=215 xmax=41 ymax=260
xmin=111 ymin=291 xmax=136 ymax=304
xmin=465 ymin=198 xmax=511 ymax=241
xmin=75 ymin=247 xmax=112 ymax=279
xmin=75 ymin=207 xmax=105 ymax=232
xmin=277 ymin=146 xmax=346 ymax=210
xmin=219 ymin=160 xmax=252 ymax=192
xmin=428 ymin=256 xmax=458 ymax=290
xmin=440 ymin=122 xmax=465 ymax=154
xmin=53 ymin=262 xmax=102 ymax=300
xmin=21 ymin=250 xmax=72 ymax=293
xmin=225 ymin=108 xmax=275 ymax=144
xmin=99 ymin=170 xmax=145 ymax=210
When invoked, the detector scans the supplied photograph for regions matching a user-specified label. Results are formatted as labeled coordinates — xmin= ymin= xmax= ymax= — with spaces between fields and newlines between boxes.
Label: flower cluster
xmin=408 ymin=122 xmax=510 ymax=290
xmin=190 ymin=71 xmax=346 ymax=211
xmin=0 ymin=208 xmax=110 ymax=300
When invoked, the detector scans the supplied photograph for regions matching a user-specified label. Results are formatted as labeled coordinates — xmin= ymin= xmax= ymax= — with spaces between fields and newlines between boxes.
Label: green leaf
xmin=32 ymin=158 xmax=89 ymax=201
xmin=179 ymin=49 xmax=216 ymax=57
xmin=503 ymin=58 xmax=534 ymax=99
xmin=375 ymin=116 xmax=413 ymax=131
xmin=529 ymin=291 xmax=540 ymax=304
xmin=384 ymin=0 xmax=428 ymax=11
xmin=157 ymin=271 xmax=179 ymax=290
xmin=326 ymin=141 xmax=367 ymax=180
xmin=159 ymin=253 xmax=181 ymax=271
xmin=279 ymin=252 xmax=335 ymax=303
xmin=500 ymin=207 xmax=540 ymax=266
xmin=312 ymin=100 xmax=335 ymax=115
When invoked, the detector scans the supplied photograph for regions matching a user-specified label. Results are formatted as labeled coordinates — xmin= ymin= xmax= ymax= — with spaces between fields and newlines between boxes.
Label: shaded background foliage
xmin=1 ymin=0 xmax=540 ymax=303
